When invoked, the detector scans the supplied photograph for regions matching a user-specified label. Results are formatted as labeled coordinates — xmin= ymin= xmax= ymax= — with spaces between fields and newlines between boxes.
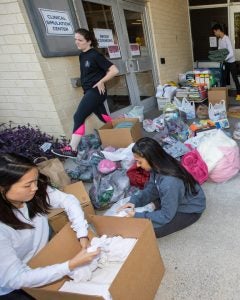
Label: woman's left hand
xmin=93 ymin=80 xmax=105 ymax=94
xmin=79 ymin=237 xmax=90 ymax=249
xmin=126 ymin=208 xmax=135 ymax=218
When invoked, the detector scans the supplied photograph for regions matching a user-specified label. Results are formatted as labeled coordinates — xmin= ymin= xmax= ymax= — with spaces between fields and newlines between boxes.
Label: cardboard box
xmin=48 ymin=181 xmax=95 ymax=233
xmin=208 ymin=87 xmax=229 ymax=108
xmin=98 ymin=118 xmax=142 ymax=148
xmin=25 ymin=216 xmax=165 ymax=300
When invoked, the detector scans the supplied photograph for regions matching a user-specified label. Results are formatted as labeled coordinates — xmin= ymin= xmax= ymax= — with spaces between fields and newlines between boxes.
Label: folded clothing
xmin=91 ymin=235 xmax=137 ymax=262
xmin=208 ymin=48 xmax=229 ymax=62
xmin=114 ymin=121 xmax=134 ymax=129
xmin=69 ymin=235 xmax=137 ymax=284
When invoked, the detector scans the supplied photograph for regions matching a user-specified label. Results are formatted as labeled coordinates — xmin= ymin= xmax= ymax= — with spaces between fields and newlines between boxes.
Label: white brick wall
xmin=0 ymin=0 xmax=65 ymax=137
xmin=0 ymin=0 xmax=193 ymax=139
xmin=148 ymin=0 xmax=193 ymax=84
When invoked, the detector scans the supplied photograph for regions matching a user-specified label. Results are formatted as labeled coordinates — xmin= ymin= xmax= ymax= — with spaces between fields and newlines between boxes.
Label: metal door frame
xmin=73 ymin=0 xmax=158 ymax=115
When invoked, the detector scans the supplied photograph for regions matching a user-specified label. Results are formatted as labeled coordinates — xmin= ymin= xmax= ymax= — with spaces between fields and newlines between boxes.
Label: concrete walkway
xmin=155 ymin=174 xmax=240 ymax=299
xmin=142 ymin=101 xmax=240 ymax=299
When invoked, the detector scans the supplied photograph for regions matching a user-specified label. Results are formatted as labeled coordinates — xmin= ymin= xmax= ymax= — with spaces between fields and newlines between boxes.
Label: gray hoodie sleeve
xmin=134 ymin=176 xmax=185 ymax=227
xmin=129 ymin=173 xmax=159 ymax=207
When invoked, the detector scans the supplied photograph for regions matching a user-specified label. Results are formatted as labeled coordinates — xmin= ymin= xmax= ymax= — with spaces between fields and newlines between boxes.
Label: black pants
xmin=154 ymin=212 xmax=202 ymax=238
xmin=0 ymin=290 xmax=35 ymax=300
xmin=73 ymin=87 xmax=108 ymax=133
xmin=221 ymin=62 xmax=240 ymax=92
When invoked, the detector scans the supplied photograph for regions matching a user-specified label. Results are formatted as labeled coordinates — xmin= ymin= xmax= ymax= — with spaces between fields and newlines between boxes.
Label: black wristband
xmin=79 ymin=236 xmax=89 ymax=240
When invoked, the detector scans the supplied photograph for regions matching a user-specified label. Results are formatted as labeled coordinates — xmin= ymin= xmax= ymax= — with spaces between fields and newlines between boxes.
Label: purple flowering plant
xmin=0 ymin=121 xmax=68 ymax=161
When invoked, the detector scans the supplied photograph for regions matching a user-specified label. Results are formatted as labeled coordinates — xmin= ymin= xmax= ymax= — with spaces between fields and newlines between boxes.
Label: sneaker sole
xmin=51 ymin=150 xmax=77 ymax=159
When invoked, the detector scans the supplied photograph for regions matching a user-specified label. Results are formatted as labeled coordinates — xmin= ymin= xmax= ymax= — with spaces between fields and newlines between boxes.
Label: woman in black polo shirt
xmin=52 ymin=28 xmax=119 ymax=158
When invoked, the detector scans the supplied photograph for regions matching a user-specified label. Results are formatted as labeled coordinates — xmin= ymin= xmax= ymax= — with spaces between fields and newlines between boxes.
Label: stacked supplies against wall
xmin=60 ymin=235 xmax=137 ymax=300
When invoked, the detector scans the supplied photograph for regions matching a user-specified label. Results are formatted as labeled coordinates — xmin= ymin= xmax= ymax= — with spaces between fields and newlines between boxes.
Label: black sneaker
xmin=51 ymin=145 xmax=78 ymax=158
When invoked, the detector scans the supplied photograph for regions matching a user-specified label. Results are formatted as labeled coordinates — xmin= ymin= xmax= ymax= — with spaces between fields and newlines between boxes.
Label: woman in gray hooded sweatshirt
xmin=120 ymin=137 xmax=206 ymax=238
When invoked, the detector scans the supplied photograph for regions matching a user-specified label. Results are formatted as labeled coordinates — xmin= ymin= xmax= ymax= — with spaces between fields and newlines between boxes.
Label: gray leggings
xmin=154 ymin=212 xmax=202 ymax=238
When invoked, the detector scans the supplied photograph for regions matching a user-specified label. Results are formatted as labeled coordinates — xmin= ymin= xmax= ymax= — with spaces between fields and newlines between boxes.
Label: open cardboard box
xmin=48 ymin=181 xmax=95 ymax=234
xmin=25 ymin=215 xmax=165 ymax=300
xmin=98 ymin=118 xmax=142 ymax=148
xmin=208 ymin=87 xmax=229 ymax=109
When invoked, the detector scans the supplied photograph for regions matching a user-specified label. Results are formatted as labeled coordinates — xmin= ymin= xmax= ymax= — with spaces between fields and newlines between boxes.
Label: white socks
xmin=70 ymin=134 xmax=81 ymax=151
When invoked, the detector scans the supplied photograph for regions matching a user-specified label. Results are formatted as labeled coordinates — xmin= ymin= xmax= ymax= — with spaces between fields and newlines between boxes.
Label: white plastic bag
xmin=173 ymin=96 xmax=182 ymax=109
xmin=181 ymin=98 xmax=195 ymax=119
xmin=124 ymin=106 xmax=144 ymax=122
xmin=101 ymin=143 xmax=135 ymax=169
xmin=197 ymin=130 xmax=240 ymax=182
xmin=173 ymin=97 xmax=195 ymax=119
xmin=197 ymin=129 xmax=236 ymax=172
xmin=156 ymin=84 xmax=177 ymax=99
xmin=208 ymin=100 xmax=227 ymax=122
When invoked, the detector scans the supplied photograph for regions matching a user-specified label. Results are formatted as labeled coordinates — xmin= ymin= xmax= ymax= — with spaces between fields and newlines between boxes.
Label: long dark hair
xmin=0 ymin=153 xmax=51 ymax=230
xmin=75 ymin=28 xmax=98 ymax=48
xmin=132 ymin=137 xmax=198 ymax=195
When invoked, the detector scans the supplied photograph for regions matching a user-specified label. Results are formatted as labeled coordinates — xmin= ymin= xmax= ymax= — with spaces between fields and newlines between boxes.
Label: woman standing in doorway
xmin=52 ymin=28 xmax=119 ymax=158
xmin=212 ymin=23 xmax=240 ymax=100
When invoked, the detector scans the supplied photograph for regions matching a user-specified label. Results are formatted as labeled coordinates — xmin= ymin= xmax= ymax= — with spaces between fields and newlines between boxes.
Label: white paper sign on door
xmin=108 ymin=45 xmax=121 ymax=59
xmin=93 ymin=28 xmax=114 ymax=48
xmin=209 ymin=36 xmax=217 ymax=48
xmin=130 ymin=43 xmax=141 ymax=56
xmin=39 ymin=8 xmax=74 ymax=36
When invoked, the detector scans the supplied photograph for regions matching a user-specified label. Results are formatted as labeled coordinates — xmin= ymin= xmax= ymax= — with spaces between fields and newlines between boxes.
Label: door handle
xmin=136 ymin=59 xmax=140 ymax=72
xmin=125 ymin=60 xmax=130 ymax=73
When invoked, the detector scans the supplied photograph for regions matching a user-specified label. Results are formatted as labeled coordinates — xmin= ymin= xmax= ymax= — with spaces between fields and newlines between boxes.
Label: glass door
xmin=118 ymin=2 xmax=156 ymax=111
xmin=73 ymin=0 xmax=156 ymax=116
xmin=230 ymin=5 xmax=240 ymax=88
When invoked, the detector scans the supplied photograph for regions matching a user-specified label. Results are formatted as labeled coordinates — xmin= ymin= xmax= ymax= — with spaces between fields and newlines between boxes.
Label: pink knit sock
xmin=74 ymin=124 xmax=85 ymax=135
xmin=101 ymin=114 xmax=112 ymax=123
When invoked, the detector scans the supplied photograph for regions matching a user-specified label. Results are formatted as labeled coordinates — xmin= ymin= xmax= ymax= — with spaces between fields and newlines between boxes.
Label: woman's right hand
xmin=68 ymin=248 xmax=100 ymax=271
xmin=118 ymin=202 xmax=135 ymax=212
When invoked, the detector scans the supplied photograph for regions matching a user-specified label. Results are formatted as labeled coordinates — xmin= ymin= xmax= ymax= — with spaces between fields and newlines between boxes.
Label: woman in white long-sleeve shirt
xmin=212 ymin=23 xmax=240 ymax=100
xmin=0 ymin=153 xmax=99 ymax=299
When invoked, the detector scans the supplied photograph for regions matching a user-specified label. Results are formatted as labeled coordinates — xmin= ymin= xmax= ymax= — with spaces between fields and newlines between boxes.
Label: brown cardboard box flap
xmin=48 ymin=208 xmax=64 ymax=219
xmin=89 ymin=214 xmax=149 ymax=238
xmin=109 ymin=218 xmax=164 ymax=300
xmin=29 ymin=224 xmax=81 ymax=268
xmin=63 ymin=181 xmax=91 ymax=206
xmin=48 ymin=181 xmax=95 ymax=234
xmin=208 ymin=87 xmax=229 ymax=108
xmin=98 ymin=117 xmax=142 ymax=148
xmin=24 ymin=288 xmax=104 ymax=300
